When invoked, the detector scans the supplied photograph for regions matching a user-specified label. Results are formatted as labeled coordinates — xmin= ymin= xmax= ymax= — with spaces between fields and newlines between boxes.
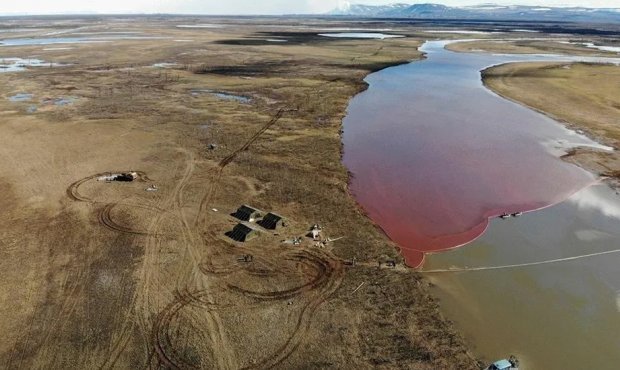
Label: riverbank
xmin=482 ymin=61 xmax=620 ymax=189
xmin=446 ymin=38 xmax=616 ymax=56
xmin=0 ymin=18 xmax=479 ymax=368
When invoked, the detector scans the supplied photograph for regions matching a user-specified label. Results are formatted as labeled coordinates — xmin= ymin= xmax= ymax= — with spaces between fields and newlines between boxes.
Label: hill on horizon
xmin=328 ymin=2 xmax=620 ymax=23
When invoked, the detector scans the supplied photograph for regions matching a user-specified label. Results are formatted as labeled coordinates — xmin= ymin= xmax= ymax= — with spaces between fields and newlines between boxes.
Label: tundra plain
xmin=0 ymin=17 xmax=479 ymax=370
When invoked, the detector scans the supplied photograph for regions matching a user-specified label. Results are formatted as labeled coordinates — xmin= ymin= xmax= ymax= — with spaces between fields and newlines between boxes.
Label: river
xmin=342 ymin=39 xmax=620 ymax=368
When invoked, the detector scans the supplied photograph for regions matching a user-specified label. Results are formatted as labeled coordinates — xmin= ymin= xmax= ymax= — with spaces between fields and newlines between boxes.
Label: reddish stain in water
xmin=343 ymin=45 xmax=597 ymax=267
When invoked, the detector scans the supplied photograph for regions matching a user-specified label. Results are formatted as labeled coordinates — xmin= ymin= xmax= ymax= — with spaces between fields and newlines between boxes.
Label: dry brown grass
xmin=0 ymin=17 xmax=479 ymax=369
xmin=447 ymin=39 xmax=615 ymax=56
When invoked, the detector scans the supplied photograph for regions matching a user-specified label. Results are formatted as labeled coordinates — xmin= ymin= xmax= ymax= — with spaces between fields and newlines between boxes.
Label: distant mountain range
xmin=328 ymin=3 xmax=620 ymax=23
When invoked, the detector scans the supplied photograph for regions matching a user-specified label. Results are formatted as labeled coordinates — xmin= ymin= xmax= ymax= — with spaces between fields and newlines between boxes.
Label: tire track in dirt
xmin=171 ymin=152 xmax=240 ymax=370
xmin=98 ymin=153 xmax=193 ymax=370
xmin=142 ymin=150 xmax=238 ymax=370
xmin=67 ymin=173 xmax=101 ymax=202
xmin=227 ymin=251 xmax=332 ymax=301
xmin=192 ymin=247 xmax=344 ymax=370
xmin=166 ymin=110 xmax=292 ymax=369
xmin=4 ymin=311 xmax=37 ymax=368
xmin=5 ymin=266 xmax=89 ymax=369
xmin=142 ymin=150 xmax=197 ymax=370
xmin=217 ymin=109 xmax=285 ymax=169
xmin=151 ymin=292 xmax=199 ymax=369
xmin=66 ymin=168 xmax=164 ymax=370
xmin=68 ymin=171 xmax=163 ymax=238
xmin=121 ymin=218 xmax=340 ymax=369
xmin=196 ymin=108 xmax=287 ymax=228
xmin=240 ymin=250 xmax=344 ymax=370
xmin=196 ymin=243 xmax=286 ymax=278
xmin=67 ymin=171 xmax=152 ymax=203
xmin=104 ymin=108 xmax=299 ymax=369
xmin=65 ymin=151 xmax=223 ymax=369
xmin=98 ymin=202 xmax=165 ymax=236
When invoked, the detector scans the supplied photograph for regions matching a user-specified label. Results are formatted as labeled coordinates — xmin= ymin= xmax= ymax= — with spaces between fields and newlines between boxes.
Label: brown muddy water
xmin=342 ymin=40 xmax=620 ymax=368
xmin=424 ymin=184 xmax=620 ymax=369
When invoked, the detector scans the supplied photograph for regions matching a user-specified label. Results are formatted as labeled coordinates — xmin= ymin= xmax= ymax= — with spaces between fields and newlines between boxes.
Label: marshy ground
xmin=0 ymin=16 xmax=478 ymax=369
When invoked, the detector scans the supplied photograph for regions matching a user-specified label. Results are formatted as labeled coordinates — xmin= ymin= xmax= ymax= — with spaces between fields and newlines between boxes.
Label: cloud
xmin=570 ymin=186 xmax=620 ymax=221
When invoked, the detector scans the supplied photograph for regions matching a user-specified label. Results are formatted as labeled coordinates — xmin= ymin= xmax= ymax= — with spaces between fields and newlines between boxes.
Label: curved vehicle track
xmin=67 ymin=171 xmax=152 ymax=203
xmin=73 ymin=109 xmax=337 ymax=369
xmin=98 ymin=202 xmax=164 ymax=236
xmin=242 ymin=250 xmax=344 ymax=370
xmin=227 ymin=250 xmax=333 ymax=301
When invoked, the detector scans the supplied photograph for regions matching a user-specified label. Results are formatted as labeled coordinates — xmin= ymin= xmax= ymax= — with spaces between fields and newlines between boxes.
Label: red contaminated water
xmin=342 ymin=42 xmax=598 ymax=267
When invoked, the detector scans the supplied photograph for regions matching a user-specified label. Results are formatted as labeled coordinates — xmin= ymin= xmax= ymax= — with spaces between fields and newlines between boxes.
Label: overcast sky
xmin=2 ymin=1 xmax=618 ymax=15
